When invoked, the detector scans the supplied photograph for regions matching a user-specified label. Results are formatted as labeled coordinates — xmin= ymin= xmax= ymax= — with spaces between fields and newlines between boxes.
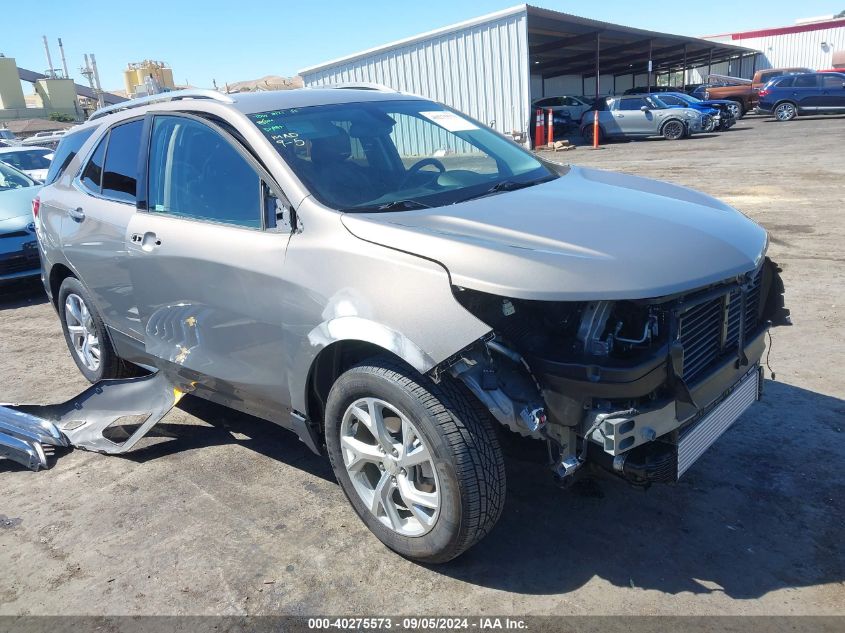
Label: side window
xmin=793 ymin=74 xmax=818 ymax=88
xmin=102 ymin=120 xmax=143 ymax=203
xmin=618 ymin=98 xmax=646 ymax=111
xmin=80 ymin=133 xmax=108 ymax=193
xmin=148 ymin=116 xmax=261 ymax=228
xmin=45 ymin=127 xmax=96 ymax=185
xmin=776 ymin=76 xmax=795 ymax=88
xmin=822 ymin=74 xmax=844 ymax=88
xmin=661 ymin=96 xmax=681 ymax=106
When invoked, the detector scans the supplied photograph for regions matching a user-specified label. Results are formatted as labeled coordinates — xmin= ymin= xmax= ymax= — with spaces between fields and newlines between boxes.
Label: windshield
xmin=0 ymin=161 xmax=36 ymax=191
xmin=646 ymin=96 xmax=671 ymax=109
xmin=249 ymin=100 xmax=555 ymax=211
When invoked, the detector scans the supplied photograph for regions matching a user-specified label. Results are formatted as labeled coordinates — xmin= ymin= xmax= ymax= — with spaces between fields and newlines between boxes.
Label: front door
xmin=817 ymin=73 xmax=845 ymax=111
xmin=126 ymin=113 xmax=294 ymax=420
xmin=613 ymin=97 xmax=656 ymax=135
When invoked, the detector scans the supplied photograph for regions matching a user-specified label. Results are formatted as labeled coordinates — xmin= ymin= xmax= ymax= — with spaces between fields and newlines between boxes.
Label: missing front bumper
xmin=589 ymin=366 xmax=762 ymax=483
xmin=0 ymin=372 xmax=183 ymax=471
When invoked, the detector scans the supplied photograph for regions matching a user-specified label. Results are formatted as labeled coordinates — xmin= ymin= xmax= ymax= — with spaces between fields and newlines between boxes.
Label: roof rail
xmin=319 ymin=82 xmax=400 ymax=92
xmin=88 ymin=89 xmax=236 ymax=121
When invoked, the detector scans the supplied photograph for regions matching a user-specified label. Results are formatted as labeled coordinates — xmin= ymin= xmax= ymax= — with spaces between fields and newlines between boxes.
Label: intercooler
xmin=676 ymin=367 xmax=760 ymax=477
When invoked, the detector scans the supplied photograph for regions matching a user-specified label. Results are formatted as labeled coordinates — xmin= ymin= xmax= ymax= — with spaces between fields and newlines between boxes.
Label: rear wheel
xmin=774 ymin=101 xmax=797 ymax=121
xmin=581 ymin=124 xmax=602 ymax=144
xmin=58 ymin=277 xmax=131 ymax=383
xmin=662 ymin=119 xmax=685 ymax=140
xmin=324 ymin=357 xmax=506 ymax=563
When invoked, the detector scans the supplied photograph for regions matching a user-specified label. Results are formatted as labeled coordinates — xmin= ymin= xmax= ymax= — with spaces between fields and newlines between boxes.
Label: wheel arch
xmin=48 ymin=262 xmax=76 ymax=309
xmin=302 ymin=337 xmax=428 ymax=437
xmin=659 ymin=116 xmax=687 ymax=134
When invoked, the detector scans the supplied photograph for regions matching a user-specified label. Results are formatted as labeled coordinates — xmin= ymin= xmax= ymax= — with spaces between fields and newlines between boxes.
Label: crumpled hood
xmin=0 ymin=186 xmax=40 ymax=223
xmin=341 ymin=166 xmax=768 ymax=301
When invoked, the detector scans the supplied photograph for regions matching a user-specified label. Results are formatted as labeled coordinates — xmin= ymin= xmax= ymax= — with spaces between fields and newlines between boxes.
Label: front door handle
xmin=132 ymin=232 xmax=161 ymax=251
xmin=67 ymin=207 xmax=85 ymax=221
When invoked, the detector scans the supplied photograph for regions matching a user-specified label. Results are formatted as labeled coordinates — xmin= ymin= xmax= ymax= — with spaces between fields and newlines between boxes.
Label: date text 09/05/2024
xmin=307 ymin=617 xmax=529 ymax=630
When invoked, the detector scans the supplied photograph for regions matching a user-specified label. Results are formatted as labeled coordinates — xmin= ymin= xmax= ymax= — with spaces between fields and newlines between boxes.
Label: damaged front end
xmin=440 ymin=257 xmax=790 ymax=486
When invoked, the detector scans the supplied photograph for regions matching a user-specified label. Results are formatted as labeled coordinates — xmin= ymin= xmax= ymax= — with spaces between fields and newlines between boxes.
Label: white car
xmin=532 ymin=95 xmax=593 ymax=121
xmin=0 ymin=146 xmax=53 ymax=182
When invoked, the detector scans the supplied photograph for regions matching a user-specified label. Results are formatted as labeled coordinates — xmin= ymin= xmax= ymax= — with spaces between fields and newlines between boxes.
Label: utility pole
xmin=42 ymin=35 xmax=56 ymax=78
xmin=81 ymin=54 xmax=95 ymax=89
xmin=57 ymin=38 xmax=70 ymax=79
xmin=90 ymin=54 xmax=104 ymax=108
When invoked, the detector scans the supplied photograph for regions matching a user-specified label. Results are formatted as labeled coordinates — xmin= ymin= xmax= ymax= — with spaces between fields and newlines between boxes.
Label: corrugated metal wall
xmin=301 ymin=9 xmax=531 ymax=137
xmin=697 ymin=24 xmax=845 ymax=79
xmin=731 ymin=25 xmax=845 ymax=70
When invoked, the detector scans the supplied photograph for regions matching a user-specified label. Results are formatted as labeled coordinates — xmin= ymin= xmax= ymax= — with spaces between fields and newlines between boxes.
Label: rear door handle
xmin=67 ymin=207 xmax=85 ymax=221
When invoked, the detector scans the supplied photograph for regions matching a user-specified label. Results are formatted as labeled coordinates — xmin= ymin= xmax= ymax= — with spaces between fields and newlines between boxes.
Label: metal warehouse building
xmin=699 ymin=17 xmax=845 ymax=79
xmin=299 ymin=4 xmax=754 ymax=142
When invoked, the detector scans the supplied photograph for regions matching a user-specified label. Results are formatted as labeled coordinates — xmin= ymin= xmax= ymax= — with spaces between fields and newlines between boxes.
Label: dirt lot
xmin=1 ymin=114 xmax=843 ymax=616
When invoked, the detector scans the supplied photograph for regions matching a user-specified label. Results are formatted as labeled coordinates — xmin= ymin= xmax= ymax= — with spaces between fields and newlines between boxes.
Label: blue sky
xmin=3 ymin=0 xmax=840 ymax=91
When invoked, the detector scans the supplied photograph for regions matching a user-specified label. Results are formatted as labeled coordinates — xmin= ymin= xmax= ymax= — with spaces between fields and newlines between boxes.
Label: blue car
xmin=652 ymin=92 xmax=736 ymax=131
xmin=757 ymin=72 xmax=845 ymax=121
xmin=0 ymin=162 xmax=41 ymax=284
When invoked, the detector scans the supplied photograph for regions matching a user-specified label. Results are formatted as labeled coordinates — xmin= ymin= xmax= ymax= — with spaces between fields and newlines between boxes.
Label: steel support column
xmin=595 ymin=32 xmax=601 ymax=97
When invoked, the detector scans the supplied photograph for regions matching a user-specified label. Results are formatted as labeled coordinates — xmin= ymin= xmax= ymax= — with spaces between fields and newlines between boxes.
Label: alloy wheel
xmin=775 ymin=103 xmax=796 ymax=121
xmin=339 ymin=397 xmax=440 ymax=536
xmin=64 ymin=293 xmax=101 ymax=372
xmin=727 ymin=103 xmax=741 ymax=119
xmin=663 ymin=121 xmax=684 ymax=140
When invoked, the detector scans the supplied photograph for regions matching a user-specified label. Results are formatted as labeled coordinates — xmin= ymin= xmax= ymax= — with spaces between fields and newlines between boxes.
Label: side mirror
xmin=640 ymin=105 xmax=650 ymax=112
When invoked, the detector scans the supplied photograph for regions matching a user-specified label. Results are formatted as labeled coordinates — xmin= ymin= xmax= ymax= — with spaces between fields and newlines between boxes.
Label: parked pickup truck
xmin=704 ymin=68 xmax=813 ymax=116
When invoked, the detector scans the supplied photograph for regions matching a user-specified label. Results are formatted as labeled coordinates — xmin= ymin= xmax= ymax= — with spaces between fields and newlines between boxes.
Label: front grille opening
xmin=678 ymin=268 xmax=763 ymax=384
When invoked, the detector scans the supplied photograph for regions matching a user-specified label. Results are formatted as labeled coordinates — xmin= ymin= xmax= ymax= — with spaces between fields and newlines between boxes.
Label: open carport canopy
xmin=527 ymin=6 xmax=755 ymax=83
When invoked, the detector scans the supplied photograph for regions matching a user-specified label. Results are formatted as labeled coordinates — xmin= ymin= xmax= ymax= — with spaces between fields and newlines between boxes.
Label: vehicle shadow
xmin=433 ymin=379 xmax=845 ymax=599
xmin=112 ymin=394 xmax=335 ymax=483
xmin=763 ymin=115 xmax=845 ymax=123
xmin=0 ymin=278 xmax=48 ymax=310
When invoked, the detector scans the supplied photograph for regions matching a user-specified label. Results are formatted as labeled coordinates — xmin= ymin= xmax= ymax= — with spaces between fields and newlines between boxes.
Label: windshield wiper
xmin=454 ymin=177 xmax=553 ymax=204
xmin=347 ymin=199 xmax=432 ymax=213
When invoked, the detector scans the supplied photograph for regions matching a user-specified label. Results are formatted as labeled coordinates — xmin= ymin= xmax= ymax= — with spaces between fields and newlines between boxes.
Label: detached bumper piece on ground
xmin=0 ymin=372 xmax=182 ymax=471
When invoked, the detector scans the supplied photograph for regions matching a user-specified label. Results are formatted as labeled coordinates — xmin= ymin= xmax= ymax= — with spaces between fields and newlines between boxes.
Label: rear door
xmin=790 ymin=74 xmax=820 ymax=111
xmin=817 ymin=73 xmax=845 ymax=111
xmin=60 ymin=118 xmax=145 ymax=339
xmin=125 ymin=113 xmax=294 ymax=419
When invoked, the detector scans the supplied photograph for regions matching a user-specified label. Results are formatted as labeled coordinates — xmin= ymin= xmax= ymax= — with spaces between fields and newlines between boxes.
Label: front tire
xmin=58 ymin=277 xmax=130 ymax=383
xmin=324 ymin=357 xmax=506 ymax=563
xmin=774 ymin=101 xmax=797 ymax=121
xmin=662 ymin=119 xmax=685 ymax=140
xmin=727 ymin=101 xmax=743 ymax=120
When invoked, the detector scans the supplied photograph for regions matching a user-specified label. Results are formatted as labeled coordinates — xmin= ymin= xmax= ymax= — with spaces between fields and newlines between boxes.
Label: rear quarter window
xmin=44 ymin=127 xmax=97 ymax=185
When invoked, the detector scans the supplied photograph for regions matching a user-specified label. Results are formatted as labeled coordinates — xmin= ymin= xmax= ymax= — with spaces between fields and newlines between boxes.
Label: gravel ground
xmin=1 ymin=113 xmax=843 ymax=616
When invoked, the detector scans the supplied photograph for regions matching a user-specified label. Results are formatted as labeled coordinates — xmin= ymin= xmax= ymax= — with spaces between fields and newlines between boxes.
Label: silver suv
xmin=581 ymin=95 xmax=706 ymax=142
xmin=33 ymin=88 xmax=787 ymax=562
